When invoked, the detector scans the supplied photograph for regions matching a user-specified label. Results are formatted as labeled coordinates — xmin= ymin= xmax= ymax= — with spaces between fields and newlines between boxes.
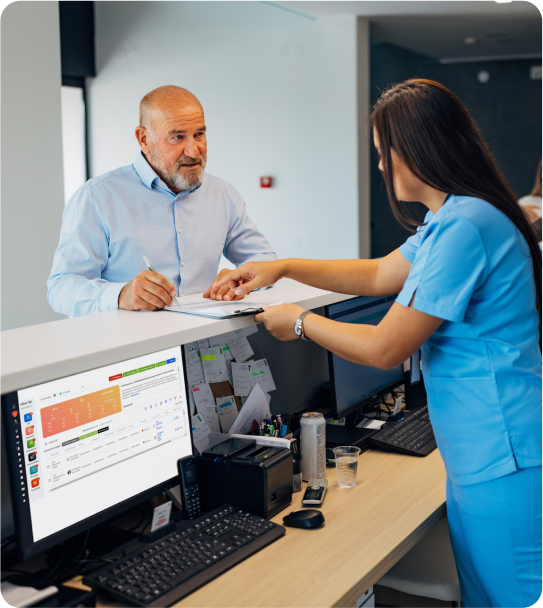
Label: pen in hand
xmin=143 ymin=256 xmax=181 ymax=309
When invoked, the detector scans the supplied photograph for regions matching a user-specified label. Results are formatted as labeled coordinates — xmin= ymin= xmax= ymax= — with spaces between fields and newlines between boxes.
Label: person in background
xmin=48 ymin=86 xmax=276 ymax=317
xmin=519 ymin=159 xmax=542 ymax=241
xmin=213 ymin=80 xmax=542 ymax=608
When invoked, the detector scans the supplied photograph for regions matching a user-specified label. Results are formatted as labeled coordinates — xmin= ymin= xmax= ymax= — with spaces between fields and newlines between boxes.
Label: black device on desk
xmin=83 ymin=504 xmax=285 ymax=606
xmin=323 ymin=295 xmax=405 ymax=449
xmin=369 ymin=405 xmax=436 ymax=456
xmin=1 ymin=344 xmax=193 ymax=560
xmin=177 ymin=456 xmax=202 ymax=519
xmin=196 ymin=439 xmax=293 ymax=519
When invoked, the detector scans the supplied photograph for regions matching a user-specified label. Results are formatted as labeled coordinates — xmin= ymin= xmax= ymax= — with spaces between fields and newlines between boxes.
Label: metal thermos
xmin=300 ymin=412 xmax=326 ymax=481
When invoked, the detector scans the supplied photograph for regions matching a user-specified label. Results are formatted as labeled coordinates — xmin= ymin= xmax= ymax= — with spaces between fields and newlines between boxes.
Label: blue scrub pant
xmin=446 ymin=467 xmax=542 ymax=607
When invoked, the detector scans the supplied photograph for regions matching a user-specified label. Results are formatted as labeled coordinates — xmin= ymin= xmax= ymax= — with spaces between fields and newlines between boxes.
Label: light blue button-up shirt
xmin=48 ymin=153 xmax=276 ymax=317
xmin=398 ymin=195 xmax=541 ymax=486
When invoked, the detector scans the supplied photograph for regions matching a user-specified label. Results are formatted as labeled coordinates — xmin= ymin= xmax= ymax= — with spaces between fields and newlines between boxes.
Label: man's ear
xmin=135 ymin=126 xmax=151 ymax=155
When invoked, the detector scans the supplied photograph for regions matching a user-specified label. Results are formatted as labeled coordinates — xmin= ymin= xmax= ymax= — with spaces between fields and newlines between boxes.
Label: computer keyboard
xmin=83 ymin=504 xmax=285 ymax=607
xmin=368 ymin=405 xmax=436 ymax=456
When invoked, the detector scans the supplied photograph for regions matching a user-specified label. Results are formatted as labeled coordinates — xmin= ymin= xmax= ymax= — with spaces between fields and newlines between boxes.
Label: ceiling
xmin=272 ymin=1 xmax=542 ymax=62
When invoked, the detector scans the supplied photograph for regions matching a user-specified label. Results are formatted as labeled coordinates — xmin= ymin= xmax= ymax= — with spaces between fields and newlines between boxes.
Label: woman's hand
xmin=209 ymin=260 xmax=286 ymax=299
xmin=254 ymin=304 xmax=306 ymax=341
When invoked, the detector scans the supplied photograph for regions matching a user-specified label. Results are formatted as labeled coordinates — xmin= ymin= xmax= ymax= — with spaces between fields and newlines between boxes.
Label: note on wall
xmin=184 ymin=342 xmax=199 ymax=354
xmin=197 ymin=339 xmax=210 ymax=356
xmin=202 ymin=347 xmax=228 ymax=383
xmin=185 ymin=350 xmax=205 ymax=387
xmin=192 ymin=384 xmax=220 ymax=433
xmin=191 ymin=414 xmax=211 ymax=453
xmin=231 ymin=358 xmax=276 ymax=396
xmin=229 ymin=384 xmax=271 ymax=435
xmin=227 ymin=336 xmax=254 ymax=363
xmin=216 ymin=396 xmax=239 ymax=433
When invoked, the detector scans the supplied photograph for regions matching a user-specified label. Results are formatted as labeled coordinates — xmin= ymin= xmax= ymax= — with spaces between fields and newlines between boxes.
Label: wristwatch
xmin=294 ymin=310 xmax=314 ymax=341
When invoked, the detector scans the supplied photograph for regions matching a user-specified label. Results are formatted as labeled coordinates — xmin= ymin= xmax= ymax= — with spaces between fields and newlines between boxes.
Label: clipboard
xmin=163 ymin=306 xmax=265 ymax=320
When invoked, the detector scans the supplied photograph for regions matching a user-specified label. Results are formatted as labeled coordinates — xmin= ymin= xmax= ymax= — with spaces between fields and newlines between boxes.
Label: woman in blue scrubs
xmin=211 ymin=79 xmax=542 ymax=607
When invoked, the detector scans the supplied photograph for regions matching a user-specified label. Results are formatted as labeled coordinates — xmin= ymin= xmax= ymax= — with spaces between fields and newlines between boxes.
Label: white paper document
xmin=227 ymin=336 xmax=254 ymax=363
xmin=197 ymin=339 xmax=210 ymax=356
xmin=164 ymin=290 xmax=282 ymax=319
xmin=151 ymin=500 xmax=172 ymax=532
xmin=231 ymin=358 xmax=276 ymax=396
xmin=202 ymin=347 xmax=228 ymax=383
xmin=229 ymin=384 xmax=272 ymax=435
xmin=191 ymin=413 xmax=211 ymax=453
xmin=185 ymin=350 xmax=205 ymax=387
xmin=192 ymin=384 xmax=221 ymax=433
xmin=184 ymin=342 xmax=199 ymax=354
xmin=216 ymin=396 xmax=239 ymax=433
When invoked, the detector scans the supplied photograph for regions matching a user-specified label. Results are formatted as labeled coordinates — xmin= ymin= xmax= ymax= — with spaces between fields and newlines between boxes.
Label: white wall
xmin=87 ymin=1 xmax=360 ymax=261
xmin=1 ymin=1 xmax=65 ymax=331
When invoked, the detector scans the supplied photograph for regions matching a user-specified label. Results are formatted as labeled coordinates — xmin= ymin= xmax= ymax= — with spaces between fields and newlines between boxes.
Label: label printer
xmin=195 ymin=437 xmax=293 ymax=519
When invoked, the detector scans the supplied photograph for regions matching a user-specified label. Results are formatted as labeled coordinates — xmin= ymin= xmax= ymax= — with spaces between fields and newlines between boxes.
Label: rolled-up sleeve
xmin=222 ymin=184 xmax=277 ymax=265
xmin=47 ymin=186 xmax=127 ymax=317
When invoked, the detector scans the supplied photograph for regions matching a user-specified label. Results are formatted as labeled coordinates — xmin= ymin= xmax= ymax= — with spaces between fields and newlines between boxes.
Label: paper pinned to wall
xmin=227 ymin=336 xmax=254 ymax=363
xmin=184 ymin=342 xmax=199 ymax=354
xmin=185 ymin=350 xmax=205 ymax=387
xmin=202 ymin=347 xmax=228 ymax=383
xmin=192 ymin=383 xmax=221 ymax=433
xmin=197 ymin=339 xmax=210 ymax=356
xmin=208 ymin=331 xmax=238 ymax=347
xmin=236 ymin=325 xmax=258 ymax=339
xmin=191 ymin=414 xmax=211 ymax=453
xmin=228 ymin=384 xmax=271 ymax=435
xmin=231 ymin=358 xmax=276 ymax=396
xmin=216 ymin=396 xmax=238 ymax=433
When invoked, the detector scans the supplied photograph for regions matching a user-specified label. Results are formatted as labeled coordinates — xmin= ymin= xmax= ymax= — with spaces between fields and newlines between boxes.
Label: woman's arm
xmin=209 ymin=248 xmax=411 ymax=299
xmin=255 ymin=300 xmax=443 ymax=369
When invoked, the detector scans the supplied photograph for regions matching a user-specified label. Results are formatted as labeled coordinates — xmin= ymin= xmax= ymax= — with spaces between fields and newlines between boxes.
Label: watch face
xmin=294 ymin=324 xmax=302 ymax=336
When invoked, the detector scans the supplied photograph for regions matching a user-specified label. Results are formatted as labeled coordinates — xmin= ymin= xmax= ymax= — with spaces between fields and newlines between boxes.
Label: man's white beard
xmin=148 ymin=147 xmax=206 ymax=191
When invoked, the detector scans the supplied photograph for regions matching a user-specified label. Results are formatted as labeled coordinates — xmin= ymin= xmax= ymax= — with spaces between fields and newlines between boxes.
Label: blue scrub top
xmin=398 ymin=195 xmax=542 ymax=486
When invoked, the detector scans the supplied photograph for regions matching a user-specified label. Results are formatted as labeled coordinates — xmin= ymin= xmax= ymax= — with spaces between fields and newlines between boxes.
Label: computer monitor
xmin=325 ymin=295 xmax=405 ymax=419
xmin=1 ymin=345 xmax=192 ymax=558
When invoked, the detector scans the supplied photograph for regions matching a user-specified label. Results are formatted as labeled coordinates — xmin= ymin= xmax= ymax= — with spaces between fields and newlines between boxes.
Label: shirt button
xmin=177 ymin=229 xmax=181 ymax=234
xmin=181 ymin=262 xmax=185 ymax=267
xmin=180 ymin=294 xmax=185 ymax=297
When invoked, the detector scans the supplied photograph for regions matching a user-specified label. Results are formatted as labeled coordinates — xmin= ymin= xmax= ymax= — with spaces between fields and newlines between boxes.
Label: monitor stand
xmin=325 ymin=425 xmax=378 ymax=451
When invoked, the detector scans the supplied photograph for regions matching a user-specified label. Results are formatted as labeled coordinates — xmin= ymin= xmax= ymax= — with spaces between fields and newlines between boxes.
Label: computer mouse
xmin=283 ymin=509 xmax=325 ymax=529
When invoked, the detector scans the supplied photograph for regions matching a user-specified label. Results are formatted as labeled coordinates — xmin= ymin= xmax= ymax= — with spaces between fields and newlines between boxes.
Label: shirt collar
xmin=133 ymin=152 xmax=203 ymax=195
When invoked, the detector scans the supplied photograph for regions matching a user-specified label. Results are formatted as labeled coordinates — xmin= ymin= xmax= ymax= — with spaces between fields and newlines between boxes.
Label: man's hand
xmin=119 ymin=271 xmax=177 ymax=311
xmin=254 ymin=304 xmax=306 ymax=341
xmin=203 ymin=268 xmax=246 ymax=301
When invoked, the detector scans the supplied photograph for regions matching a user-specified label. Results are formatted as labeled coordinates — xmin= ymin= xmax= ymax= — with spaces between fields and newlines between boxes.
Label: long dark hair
xmin=371 ymin=79 xmax=541 ymax=345
xmin=531 ymin=157 xmax=543 ymax=197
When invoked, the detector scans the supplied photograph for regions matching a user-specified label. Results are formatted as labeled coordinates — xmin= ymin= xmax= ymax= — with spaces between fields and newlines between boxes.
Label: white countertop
xmin=1 ymin=279 xmax=353 ymax=394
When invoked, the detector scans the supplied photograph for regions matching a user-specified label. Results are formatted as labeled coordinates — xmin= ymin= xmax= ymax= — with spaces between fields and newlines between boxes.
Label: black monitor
xmin=1 ymin=345 xmax=193 ymax=558
xmin=325 ymin=295 xmax=405 ymax=419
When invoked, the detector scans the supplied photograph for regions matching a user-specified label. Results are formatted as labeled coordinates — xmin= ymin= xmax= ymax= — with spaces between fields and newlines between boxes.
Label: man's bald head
xmin=139 ymin=85 xmax=202 ymax=135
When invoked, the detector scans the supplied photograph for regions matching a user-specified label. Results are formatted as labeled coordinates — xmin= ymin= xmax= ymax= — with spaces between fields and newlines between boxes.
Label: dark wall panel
xmin=59 ymin=1 xmax=95 ymax=79
xmin=370 ymin=42 xmax=542 ymax=258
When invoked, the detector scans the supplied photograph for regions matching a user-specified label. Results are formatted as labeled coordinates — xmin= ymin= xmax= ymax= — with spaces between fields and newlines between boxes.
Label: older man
xmin=48 ymin=86 xmax=276 ymax=317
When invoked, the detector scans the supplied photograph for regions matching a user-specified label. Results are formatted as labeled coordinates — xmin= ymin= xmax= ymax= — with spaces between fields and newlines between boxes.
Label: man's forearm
xmin=47 ymin=274 xmax=126 ymax=317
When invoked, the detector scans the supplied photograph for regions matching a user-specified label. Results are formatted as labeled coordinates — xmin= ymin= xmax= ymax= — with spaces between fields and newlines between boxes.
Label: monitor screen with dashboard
xmin=325 ymin=295 xmax=405 ymax=419
xmin=2 ymin=345 xmax=193 ymax=558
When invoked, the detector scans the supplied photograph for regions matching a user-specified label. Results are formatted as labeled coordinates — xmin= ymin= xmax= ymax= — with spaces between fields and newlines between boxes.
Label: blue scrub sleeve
xmin=399 ymin=210 xmax=434 ymax=263
xmin=396 ymin=211 xmax=489 ymax=323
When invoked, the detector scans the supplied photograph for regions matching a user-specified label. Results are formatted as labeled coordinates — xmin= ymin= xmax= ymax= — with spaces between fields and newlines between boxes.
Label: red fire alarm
xmin=260 ymin=176 xmax=273 ymax=188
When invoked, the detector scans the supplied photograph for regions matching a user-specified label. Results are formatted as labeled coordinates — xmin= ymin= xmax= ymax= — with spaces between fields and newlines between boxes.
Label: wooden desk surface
xmin=68 ymin=449 xmax=446 ymax=608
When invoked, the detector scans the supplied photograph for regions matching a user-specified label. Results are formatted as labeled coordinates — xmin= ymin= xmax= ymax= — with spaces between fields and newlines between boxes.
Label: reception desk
xmin=2 ymin=279 xmax=447 ymax=607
